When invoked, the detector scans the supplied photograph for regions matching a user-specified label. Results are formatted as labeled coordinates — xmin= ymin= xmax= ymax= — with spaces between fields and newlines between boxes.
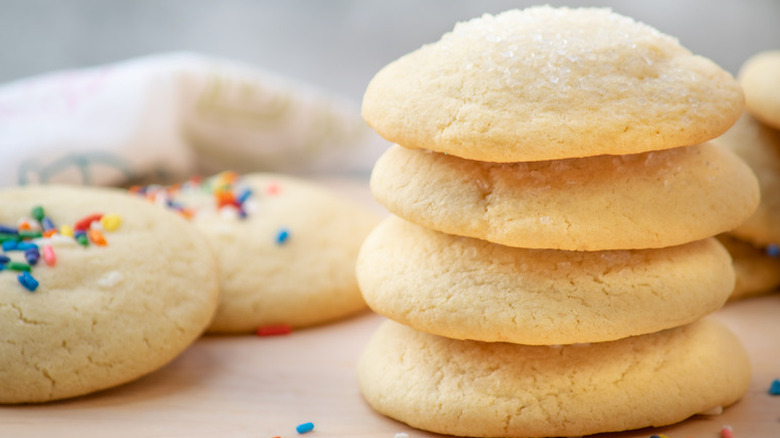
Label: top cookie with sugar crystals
xmin=362 ymin=7 xmax=744 ymax=162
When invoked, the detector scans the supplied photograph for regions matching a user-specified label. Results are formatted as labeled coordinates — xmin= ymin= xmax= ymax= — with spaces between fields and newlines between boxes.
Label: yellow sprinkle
xmin=100 ymin=213 xmax=122 ymax=232
xmin=60 ymin=224 xmax=74 ymax=237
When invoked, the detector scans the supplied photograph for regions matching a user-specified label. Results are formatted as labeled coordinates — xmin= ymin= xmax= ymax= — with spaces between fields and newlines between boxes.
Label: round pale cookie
xmin=371 ymin=143 xmax=759 ymax=251
xmin=362 ymin=6 xmax=744 ymax=162
xmin=357 ymin=216 xmax=735 ymax=345
xmin=739 ymin=50 xmax=780 ymax=130
xmin=358 ymin=319 xmax=751 ymax=438
xmin=0 ymin=185 xmax=219 ymax=403
xmin=717 ymin=234 xmax=780 ymax=301
xmin=134 ymin=172 xmax=379 ymax=333
xmin=713 ymin=112 xmax=780 ymax=247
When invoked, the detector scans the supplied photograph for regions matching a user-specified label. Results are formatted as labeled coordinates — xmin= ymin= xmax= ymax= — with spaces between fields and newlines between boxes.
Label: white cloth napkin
xmin=0 ymin=52 xmax=387 ymax=187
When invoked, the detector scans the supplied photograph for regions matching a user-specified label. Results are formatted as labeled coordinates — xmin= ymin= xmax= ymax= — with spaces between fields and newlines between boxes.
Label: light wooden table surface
xmin=1 ymin=177 xmax=778 ymax=438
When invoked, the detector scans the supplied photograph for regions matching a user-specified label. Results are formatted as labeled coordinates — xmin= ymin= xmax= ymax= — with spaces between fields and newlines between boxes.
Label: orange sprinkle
xmin=179 ymin=208 xmax=196 ymax=219
xmin=215 ymin=191 xmax=236 ymax=208
xmin=43 ymin=229 xmax=57 ymax=238
xmin=88 ymin=228 xmax=107 ymax=246
xmin=18 ymin=222 xmax=31 ymax=231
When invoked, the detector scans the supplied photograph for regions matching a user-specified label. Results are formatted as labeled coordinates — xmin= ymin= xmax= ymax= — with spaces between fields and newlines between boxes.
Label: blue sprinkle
xmin=41 ymin=217 xmax=56 ymax=231
xmin=25 ymin=248 xmax=40 ymax=266
xmin=770 ymin=378 xmax=780 ymax=395
xmin=275 ymin=228 xmax=290 ymax=245
xmin=17 ymin=271 xmax=38 ymax=292
xmin=767 ymin=244 xmax=779 ymax=258
xmin=2 ymin=240 xmax=18 ymax=251
xmin=16 ymin=242 xmax=38 ymax=251
xmin=296 ymin=422 xmax=314 ymax=434
xmin=237 ymin=188 xmax=253 ymax=204
xmin=0 ymin=255 xmax=9 ymax=264
xmin=0 ymin=225 xmax=18 ymax=235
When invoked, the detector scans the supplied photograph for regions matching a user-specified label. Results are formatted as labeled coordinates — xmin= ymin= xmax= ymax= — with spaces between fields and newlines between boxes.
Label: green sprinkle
xmin=31 ymin=206 xmax=45 ymax=222
xmin=0 ymin=234 xmax=19 ymax=243
xmin=76 ymin=233 xmax=89 ymax=247
xmin=18 ymin=230 xmax=42 ymax=239
xmin=7 ymin=261 xmax=31 ymax=272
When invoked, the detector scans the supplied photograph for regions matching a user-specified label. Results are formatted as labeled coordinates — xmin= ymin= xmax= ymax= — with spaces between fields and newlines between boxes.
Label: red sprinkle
xmin=257 ymin=324 xmax=293 ymax=336
xmin=74 ymin=213 xmax=104 ymax=231
xmin=42 ymin=245 xmax=56 ymax=266
xmin=721 ymin=425 xmax=733 ymax=438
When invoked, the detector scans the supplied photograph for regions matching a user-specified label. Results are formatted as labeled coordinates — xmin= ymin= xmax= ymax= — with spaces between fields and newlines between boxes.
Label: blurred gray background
xmin=1 ymin=0 xmax=779 ymax=104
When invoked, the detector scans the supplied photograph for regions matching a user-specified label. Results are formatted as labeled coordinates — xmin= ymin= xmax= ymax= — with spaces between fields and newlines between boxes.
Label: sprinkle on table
xmin=257 ymin=324 xmax=293 ymax=337
xmin=295 ymin=422 xmax=314 ymax=434
xmin=721 ymin=425 xmax=734 ymax=438
xmin=767 ymin=243 xmax=779 ymax=258
xmin=769 ymin=378 xmax=780 ymax=395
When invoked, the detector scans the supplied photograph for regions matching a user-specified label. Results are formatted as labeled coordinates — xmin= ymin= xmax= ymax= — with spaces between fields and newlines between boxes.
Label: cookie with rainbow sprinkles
xmin=0 ymin=184 xmax=219 ymax=403
xmin=132 ymin=171 xmax=380 ymax=334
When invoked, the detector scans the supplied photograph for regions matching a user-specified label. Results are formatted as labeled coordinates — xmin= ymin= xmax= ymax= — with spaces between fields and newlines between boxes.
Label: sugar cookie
xmin=134 ymin=172 xmax=379 ymax=333
xmin=713 ymin=112 xmax=780 ymax=248
xmin=739 ymin=50 xmax=780 ymax=130
xmin=363 ymin=7 xmax=743 ymax=162
xmin=0 ymin=185 xmax=219 ymax=403
xmin=717 ymin=234 xmax=780 ymax=301
xmin=370 ymin=143 xmax=759 ymax=250
xmin=357 ymin=216 xmax=735 ymax=344
xmin=358 ymin=319 xmax=750 ymax=438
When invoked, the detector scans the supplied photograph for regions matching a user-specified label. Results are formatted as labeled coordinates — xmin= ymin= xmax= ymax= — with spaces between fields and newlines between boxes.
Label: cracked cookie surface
xmin=370 ymin=143 xmax=759 ymax=251
xmin=0 ymin=185 xmax=219 ymax=403
xmin=357 ymin=216 xmax=735 ymax=344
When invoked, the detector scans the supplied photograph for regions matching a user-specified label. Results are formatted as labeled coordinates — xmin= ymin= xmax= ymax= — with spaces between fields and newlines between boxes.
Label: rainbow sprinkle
xmin=275 ymin=228 xmax=290 ymax=245
xmin=256 ymin=324 xmax=293 ymax=337
xmin=0 ymin=205 xmax=121 ymax=292
xmin=769 ymin=378 xmax=780 ymax=395
xmin=295 ymin=422 xmax=314 ymax=434
xmin=130 ymin=172 xmax=257 ymax=220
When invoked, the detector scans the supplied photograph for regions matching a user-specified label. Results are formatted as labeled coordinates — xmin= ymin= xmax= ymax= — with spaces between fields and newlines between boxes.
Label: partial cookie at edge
xmin=0 ymin=185 xmax=219 ymax=403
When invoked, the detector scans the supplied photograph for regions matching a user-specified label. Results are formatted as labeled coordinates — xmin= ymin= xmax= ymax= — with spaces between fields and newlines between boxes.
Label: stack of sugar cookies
xmin=714 ymin=50 xmax=780 ymax=300
xmin=355 ymin=7 xmax=760 ymax=437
